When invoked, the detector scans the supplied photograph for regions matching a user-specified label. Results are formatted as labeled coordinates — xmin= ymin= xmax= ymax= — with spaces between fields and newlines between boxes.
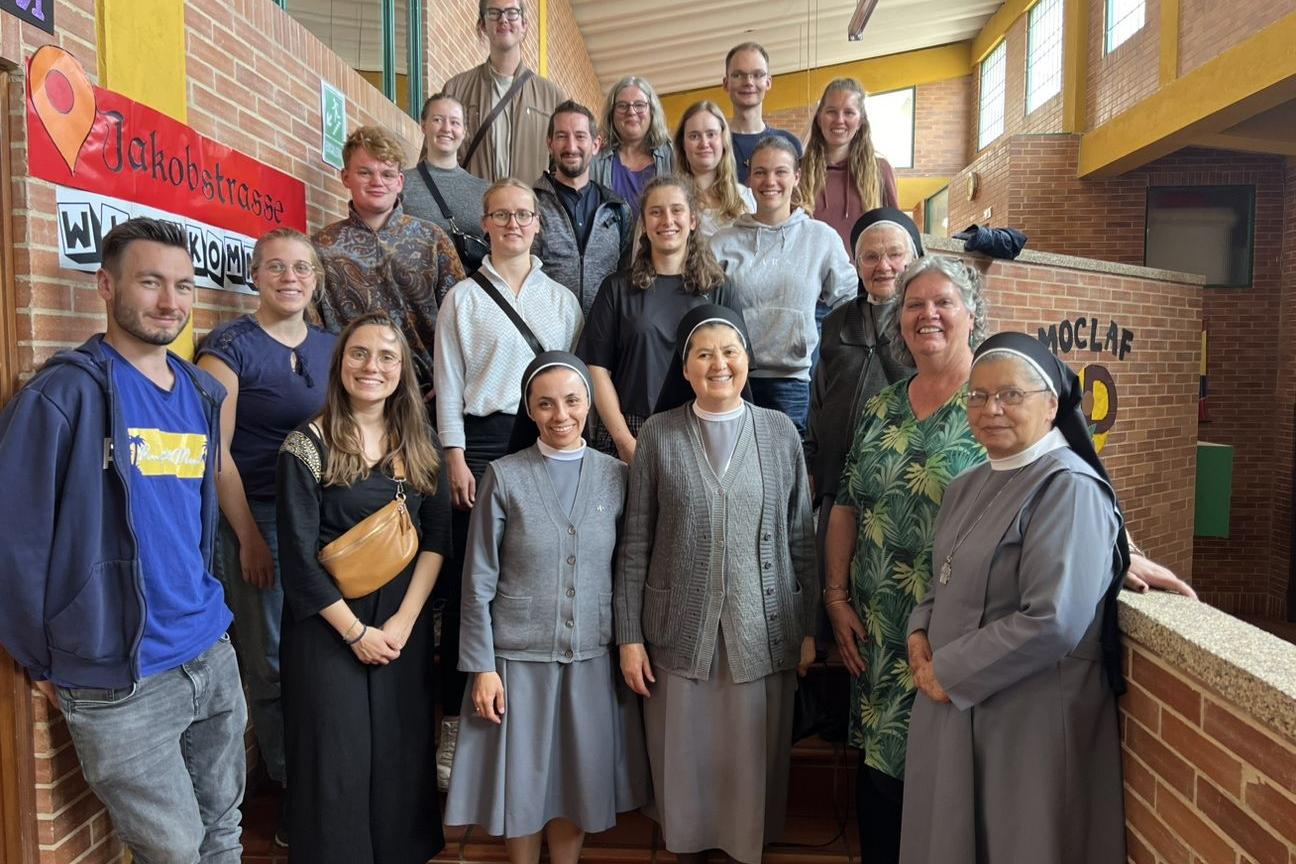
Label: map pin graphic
xmin=29 ymin=45 xmax=96 ymax=175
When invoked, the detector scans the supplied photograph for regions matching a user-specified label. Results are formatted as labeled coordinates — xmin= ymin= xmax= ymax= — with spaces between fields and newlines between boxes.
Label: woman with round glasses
xmin=433 ymin=178 xmax=583 ymax=789
xmin=672 ymin=100 xmax=755 ymax=238
xmin=276 ymin=311 xmax=451 ymax=862
xmin=590 ymin=76 xmax=674 ymax=212
xmin=196 ymin=228 xmax=336 ymax=846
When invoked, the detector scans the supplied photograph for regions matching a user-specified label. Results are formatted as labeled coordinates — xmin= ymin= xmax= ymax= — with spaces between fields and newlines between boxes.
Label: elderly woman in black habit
xmin=617 ymin=304 xmax=816 ymax=864
xmin=900 ymin=331 xmax=1129 ymax=863
xmin=807 ymin=207 xmax=920 ymax=588
xmin=444 ymin=351 xmax=649 ymax=864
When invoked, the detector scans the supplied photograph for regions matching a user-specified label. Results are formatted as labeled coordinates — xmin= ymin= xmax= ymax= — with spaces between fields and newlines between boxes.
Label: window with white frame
xmin=978 ymin=41 xmax=1007 ymax=150
xmin=1026 ymin=0 xmax=1064 ymax=113
xmin=1105 ymin=0 xmax=1145 ymax=53
xmin=864 ymin=87 xmax=915 ymax=169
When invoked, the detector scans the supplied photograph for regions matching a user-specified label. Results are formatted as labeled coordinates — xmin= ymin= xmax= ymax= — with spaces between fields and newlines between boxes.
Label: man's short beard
xmin=556 ymin=158 xmax=588 ymax=179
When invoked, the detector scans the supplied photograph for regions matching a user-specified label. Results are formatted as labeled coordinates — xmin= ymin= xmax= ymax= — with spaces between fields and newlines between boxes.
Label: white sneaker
xmin=436 ymin=716 xmax=459 ymax=792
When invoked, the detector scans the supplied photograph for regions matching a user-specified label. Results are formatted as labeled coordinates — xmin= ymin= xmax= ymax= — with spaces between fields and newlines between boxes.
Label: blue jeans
xmin=57 ymin=636 xmax=247 ymax=864
xmin=215 ymin=499 xmax=285 ymax=783
xmin=749 ymin=377 xmax=810 ymax=436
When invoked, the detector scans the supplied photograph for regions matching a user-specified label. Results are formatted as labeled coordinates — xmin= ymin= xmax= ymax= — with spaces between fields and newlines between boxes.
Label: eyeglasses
xmin=352 ymin=167 xmax=402 ymax=185
xmin=260 ymin=260 xmax=317 ymax=277
xmin=614 ymin=101 xmax=650 ymax=115
xmin=967 ymin=387 xmax=1051 ymax=408
xmin=485 ymin=7 xmax=522 ymax=21
xmin=345 ymin=347 xmax=401 ymax=370
xmin=728 ymin=71 xmax=768 ymax=83
xmin=487 ymin=208 xmax=537 ymax=226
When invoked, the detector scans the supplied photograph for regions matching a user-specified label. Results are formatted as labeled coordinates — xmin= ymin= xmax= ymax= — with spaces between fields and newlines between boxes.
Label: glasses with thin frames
xmin=353 ymin=167 xmax=402 ymax=185
xmin=485 ymin=7 xmax=522 ymax=21
xmin=260 ymin=260 xmax=317 ymax=277
xmin=345 ymin=347 xmax=401 ymax=371
xmin=967 ymin=387 xmax=1051 ymax=408
xmin=614 ymin=101 xmax=650 ymax=115
xmin=487 ymin=209 xmax=537 ymax=227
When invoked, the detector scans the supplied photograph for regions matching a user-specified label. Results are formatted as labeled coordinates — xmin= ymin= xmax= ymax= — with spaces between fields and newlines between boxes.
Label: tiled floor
xmin=241 ymin=738 xmax=859 ymax=863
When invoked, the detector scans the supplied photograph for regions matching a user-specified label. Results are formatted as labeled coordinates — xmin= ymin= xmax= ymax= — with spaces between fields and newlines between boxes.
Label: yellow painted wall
xmin=97 ymin=0 xmax=193 ymax=357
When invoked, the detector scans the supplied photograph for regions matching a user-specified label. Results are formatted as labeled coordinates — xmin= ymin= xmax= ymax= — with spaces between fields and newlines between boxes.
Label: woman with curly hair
xmin=673 ymin=100 xmax=755 ymax=238
xmin=578 ymin=175 xmax=728 ymax=461
xmin=798 ymin=78 xmax=899 ymax=252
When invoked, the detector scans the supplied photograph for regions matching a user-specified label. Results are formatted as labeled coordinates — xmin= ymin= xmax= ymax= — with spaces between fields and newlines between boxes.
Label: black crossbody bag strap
xmin=460 ymin=68 xmax=533 ymax=169
xmin=416 ymin=162 xmax=456 ymax=224
xmin=470 ymin=271 xmax=543 ymax=356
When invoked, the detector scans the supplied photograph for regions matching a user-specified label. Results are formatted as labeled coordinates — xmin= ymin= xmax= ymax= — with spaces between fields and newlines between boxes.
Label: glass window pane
xmin=1106 ymin=0 xmax=1145 ymax=53
xmin=285 ymin=0 xmax=412 ymax=113
xmin=978 ymin=42 xmax=1006 ymax=150
xmin=1027 ymin=0 xmax=1064 ymax=113
xmin=865 ymin=88 xmax=914 ymax=170
xmin=924 ymin=186 xmax=949 ymax=238
xmin=1145 ymin=186 xmax=1255 ymax=287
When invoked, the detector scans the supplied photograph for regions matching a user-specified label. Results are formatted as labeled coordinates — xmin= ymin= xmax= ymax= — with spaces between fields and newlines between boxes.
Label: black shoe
xmin=274 ymin=786 xmax=290 ymax=848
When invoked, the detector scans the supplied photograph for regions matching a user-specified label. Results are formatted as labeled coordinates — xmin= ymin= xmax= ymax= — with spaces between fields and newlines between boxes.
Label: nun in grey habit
xmin=444 ymin=352 xmax=650 ymax=859
xmin=899 ymin=331 xmax=1129 ymax=864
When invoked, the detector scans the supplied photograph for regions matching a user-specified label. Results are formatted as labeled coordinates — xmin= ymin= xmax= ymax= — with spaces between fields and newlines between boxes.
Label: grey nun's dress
xmin=899 ymin=432 xmax=1126 ymax=863
xmin=443 ymin=441 xmax=650 ymax=837
xmin=618 ymin=402 xmax=816 ymax=864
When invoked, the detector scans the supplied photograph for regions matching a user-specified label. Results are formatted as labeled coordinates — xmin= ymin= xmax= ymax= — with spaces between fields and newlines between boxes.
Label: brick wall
xmin=1086 ymin=0 xmax=1161 ymax=129
xmin=1271 ymin=157 xmax=1296 ymax=617
xmin=932 ymin=239 xmax=1201 ymax=576
xmin=1120 ymin=625 xmax=1296 ymax=863
xmin=1177 ymin=0 xmax=1294 ymax=77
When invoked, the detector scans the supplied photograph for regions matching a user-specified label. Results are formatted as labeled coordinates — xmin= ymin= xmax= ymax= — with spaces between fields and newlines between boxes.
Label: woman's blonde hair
xmin=601 ymin=75 xmax=670 ymax=152
xmin=481 ymin=177 xmax=536 ymax=215
xmin=630 ymin=175 xmax=726 ymax=296
xmin=799 ymin=79 xmax=882 ymax=217
xmin=320 ymin=312 xmax=441 ymax=494
xmin=673 ymin=100 xmax=747 ymax=225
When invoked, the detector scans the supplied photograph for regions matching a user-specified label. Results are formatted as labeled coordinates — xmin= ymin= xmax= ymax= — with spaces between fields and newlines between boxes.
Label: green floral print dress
xmin=836 ymin=376 xmax=985 ymax=778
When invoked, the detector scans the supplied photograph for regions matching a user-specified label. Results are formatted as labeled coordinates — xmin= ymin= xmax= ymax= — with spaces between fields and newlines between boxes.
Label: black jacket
xmin=806 ymin=298 xmax=912 ymax=503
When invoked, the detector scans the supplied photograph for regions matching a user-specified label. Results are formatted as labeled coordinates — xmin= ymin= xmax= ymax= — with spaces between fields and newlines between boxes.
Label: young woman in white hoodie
xmin=709 ymin=136 xmax=856 ymax=435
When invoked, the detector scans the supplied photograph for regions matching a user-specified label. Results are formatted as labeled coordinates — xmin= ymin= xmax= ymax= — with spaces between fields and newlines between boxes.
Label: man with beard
xmin=533 ymin=100 xmax=633 ymax=316
xmin=0 ymin=218 xmax=247 ymax=862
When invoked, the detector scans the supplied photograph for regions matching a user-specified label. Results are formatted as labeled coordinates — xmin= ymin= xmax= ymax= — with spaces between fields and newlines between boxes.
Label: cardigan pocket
xmin=641 ymin=583 xmax=672 ymax=647
xmin=490 ymin=591 xmax=534 ymax=651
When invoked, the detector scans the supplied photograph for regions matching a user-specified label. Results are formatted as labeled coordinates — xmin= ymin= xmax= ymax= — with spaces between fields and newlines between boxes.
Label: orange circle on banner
xmin=29 ymin=46 xmax=97 ymax=174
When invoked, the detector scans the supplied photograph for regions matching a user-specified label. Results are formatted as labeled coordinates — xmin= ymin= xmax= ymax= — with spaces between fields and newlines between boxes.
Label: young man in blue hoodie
xmin=0 ymin=218 xmax=246 ymax=861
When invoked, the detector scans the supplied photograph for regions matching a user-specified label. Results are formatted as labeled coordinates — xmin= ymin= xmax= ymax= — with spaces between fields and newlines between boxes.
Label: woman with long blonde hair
xmin=798 ymin=78 xmax=899 ymax=251
xmin=673 ymin=100 xmax=755 ymax=237
xmin=276 ymin=310 xmax=451 ymax=862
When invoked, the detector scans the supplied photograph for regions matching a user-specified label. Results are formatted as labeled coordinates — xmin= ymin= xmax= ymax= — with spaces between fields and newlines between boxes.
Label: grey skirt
xmin=443 ymin=652 xmax=651 ymax=838
xmin=644 ymin=635 xmax=797 ymax=864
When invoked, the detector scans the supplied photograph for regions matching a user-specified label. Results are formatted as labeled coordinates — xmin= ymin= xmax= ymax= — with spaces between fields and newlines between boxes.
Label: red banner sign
xmin=26 ymin=45 xmax=307 ymax=237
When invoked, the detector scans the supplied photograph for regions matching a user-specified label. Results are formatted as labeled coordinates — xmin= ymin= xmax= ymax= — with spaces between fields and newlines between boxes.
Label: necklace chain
xmin=939 ymin=467 xmax=1027 ymax=585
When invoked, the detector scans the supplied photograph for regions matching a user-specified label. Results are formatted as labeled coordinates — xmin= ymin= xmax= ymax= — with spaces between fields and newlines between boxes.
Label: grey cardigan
xmin=459 ymin=446 xmax=627 ymax=672
xmin=614 ymin=404 xmax=817 ymax=683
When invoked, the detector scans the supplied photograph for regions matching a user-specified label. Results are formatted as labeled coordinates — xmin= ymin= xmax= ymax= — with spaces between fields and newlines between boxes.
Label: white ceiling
xmin=571 ymin=0 xmax=1003 ymax=94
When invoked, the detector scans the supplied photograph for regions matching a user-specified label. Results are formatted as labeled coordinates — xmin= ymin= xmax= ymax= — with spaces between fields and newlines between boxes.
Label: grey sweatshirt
xmin=710 ymin=210 xmax=856 ymax=381
xmin=401 ymin=162 xmax=491 ymax=246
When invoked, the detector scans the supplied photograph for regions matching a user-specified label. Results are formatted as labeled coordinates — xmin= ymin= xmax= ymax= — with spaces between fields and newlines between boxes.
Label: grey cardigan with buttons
xmin=458 ymin=445 xmax=627 ymax=672
xmin=614 ymin=403 xmax=817 ymax=683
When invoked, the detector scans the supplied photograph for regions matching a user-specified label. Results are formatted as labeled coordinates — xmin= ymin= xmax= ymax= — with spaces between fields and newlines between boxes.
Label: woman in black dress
xmin=276 ymin=311 xmax=451 ymax=863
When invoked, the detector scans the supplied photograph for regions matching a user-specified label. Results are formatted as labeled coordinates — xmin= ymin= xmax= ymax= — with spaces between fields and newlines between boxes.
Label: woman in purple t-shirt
xmin=196 ymin=227 xmax=337 ymax=848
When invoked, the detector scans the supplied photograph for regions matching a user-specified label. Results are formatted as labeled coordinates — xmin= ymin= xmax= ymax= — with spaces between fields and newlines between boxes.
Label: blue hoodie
xmin=0 ymin=335 xmax=226 ymax=689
